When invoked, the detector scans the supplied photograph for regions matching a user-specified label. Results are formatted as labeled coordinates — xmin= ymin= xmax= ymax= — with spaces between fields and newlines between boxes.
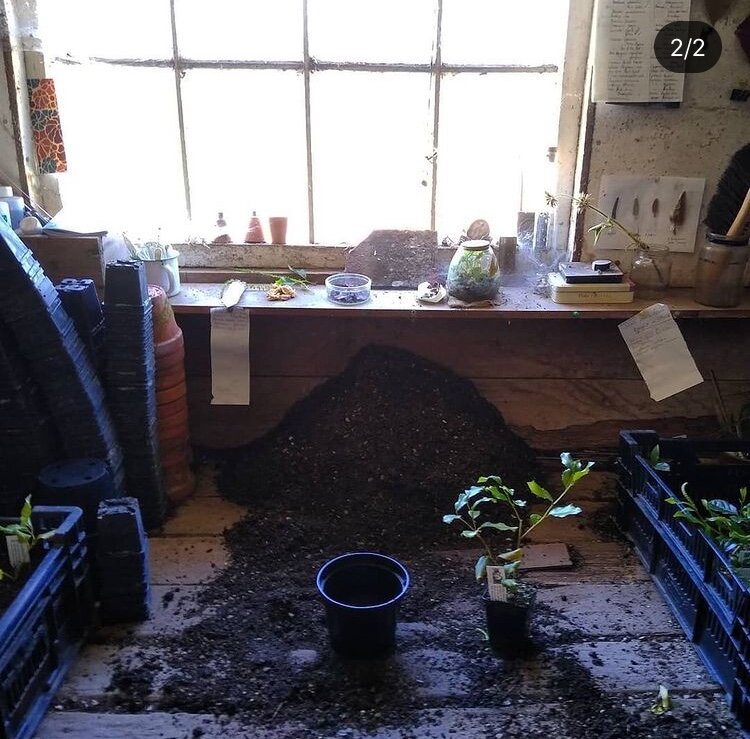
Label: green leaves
xmin=648 ymin=444 xmax=671 ymax=472
xmin=549 ymin=504 xmax=583 ymax=518
xmin=650 ymin=685 xmax=672 ymax=716
xmin=442 ymin=514 xmax=463 ymax=525
xmin=20 ymin=496 xmax=32 ymax=528
xmin=560 ymin=455 xmax=594 ymax=489
xmin=479 ymin=522 xmax=518 ymax=533
xmin=703 ymin=499 xmax=738 ymax=517
xmin=527 ymin=481 xmax=553 ymax=502
xmin=445 ymin=452 xmax=592 ymax=587
xmin=475 ymin=554 xmax=488 ymax=582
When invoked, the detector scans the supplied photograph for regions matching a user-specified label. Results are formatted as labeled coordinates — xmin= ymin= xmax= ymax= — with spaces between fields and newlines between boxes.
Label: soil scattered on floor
xmin=100 ymin=347 xmax=740 ymax=738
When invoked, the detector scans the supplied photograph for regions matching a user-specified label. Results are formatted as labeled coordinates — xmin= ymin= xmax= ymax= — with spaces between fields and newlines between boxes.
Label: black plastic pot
xmin=483 ymin=590 xmax=534 ymax=658
xmin=316 ymin=552 xmax=410 ymax=659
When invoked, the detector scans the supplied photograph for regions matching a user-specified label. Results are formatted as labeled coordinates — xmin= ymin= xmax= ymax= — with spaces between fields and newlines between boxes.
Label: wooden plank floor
xmin=38 ymin=469 xmax=742 ymax=738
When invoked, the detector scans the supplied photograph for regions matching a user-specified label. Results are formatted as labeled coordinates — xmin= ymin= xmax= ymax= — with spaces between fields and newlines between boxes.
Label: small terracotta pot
xmin=157 ymin=395 xmax=188 ymax=420
xmin=269 ymin=217 xmax=288 ymax=245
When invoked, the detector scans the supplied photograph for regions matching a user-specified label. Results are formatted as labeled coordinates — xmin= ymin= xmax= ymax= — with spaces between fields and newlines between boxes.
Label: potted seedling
xmin=0 ymin=496 xmax=56 ymax=582
xmin=0 ymin=500 xmax=92 ymax=739
xmin=444 ymin=453 xmax=593 ymax=657
xmin=666 ymin=484 xmax=750 ymax=583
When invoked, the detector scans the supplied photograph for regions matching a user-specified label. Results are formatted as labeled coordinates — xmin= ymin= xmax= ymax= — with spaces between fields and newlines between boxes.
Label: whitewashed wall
xmin=582 ymin=4 xmax=750 ymax=285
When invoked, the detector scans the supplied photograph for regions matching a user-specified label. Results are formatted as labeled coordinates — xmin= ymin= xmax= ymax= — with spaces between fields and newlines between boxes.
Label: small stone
xmin=288 ymin=648 xmax=320 ymax=668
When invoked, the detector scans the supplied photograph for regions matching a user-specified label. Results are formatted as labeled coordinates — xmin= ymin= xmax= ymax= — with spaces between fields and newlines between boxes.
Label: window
xmin=36 ymin=0 xmax=573 ymax=244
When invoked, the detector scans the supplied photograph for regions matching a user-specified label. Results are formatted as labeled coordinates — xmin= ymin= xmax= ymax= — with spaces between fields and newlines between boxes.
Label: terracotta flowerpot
xmin=269 ymin=216 xmax=288 ymax=245
xmin=155 ymin=331 xmax=184 ymax=360
xmin=157 ymin=395 xmax=187 ymax=420
xmin=156 ymin=366 xmax=186 ymax=391
xmin=156 ymin=383 xmax=187 ymax=405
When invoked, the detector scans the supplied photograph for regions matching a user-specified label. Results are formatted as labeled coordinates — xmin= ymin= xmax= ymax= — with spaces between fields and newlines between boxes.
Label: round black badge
xmin=654 ymin=21 xmax=722 ymax=73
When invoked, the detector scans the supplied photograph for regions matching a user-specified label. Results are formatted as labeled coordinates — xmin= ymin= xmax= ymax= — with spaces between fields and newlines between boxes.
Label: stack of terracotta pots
xmin=149 ymin=285 xmax=194 ymax=504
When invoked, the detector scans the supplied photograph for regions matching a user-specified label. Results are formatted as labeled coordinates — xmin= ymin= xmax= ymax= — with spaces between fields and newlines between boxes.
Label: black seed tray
xmin=617 ymin=430 xmax=750 ymax=730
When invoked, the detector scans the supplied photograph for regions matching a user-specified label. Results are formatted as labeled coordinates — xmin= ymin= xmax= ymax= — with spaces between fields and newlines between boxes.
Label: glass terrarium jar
xmin=630 ymin=245 xmax=672 ymax=298
xmin=446 ymin=240 xmax=501 ymax=302
xmin=694 ymin=233 xmax=750 ymax=307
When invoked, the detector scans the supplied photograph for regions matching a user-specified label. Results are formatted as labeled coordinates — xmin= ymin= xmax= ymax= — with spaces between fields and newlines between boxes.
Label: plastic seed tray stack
xmin=0 ymin=319 xmax=59 ymax=513
xmin=96 ymin=497 xmax=151 ymax=623
xmin=104 ymin=261 xmax=166 ymax=528
xmin=55 ymin=278 xmax=105 ymax=372
xmin=0 ymin=218 xmax=124 ymax=495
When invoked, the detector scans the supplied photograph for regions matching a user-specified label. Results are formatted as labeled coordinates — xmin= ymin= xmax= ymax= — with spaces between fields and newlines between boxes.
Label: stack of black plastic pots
xmin=37 ymin=458 xmax=114 ymax=538
xmin=0 ymin=219 xmax=125 ymax=494
xmin=0 ymin=320 xmax=59 ymax=513
xmin=56 ymin=278 xmax=105 ymax=372
xmin=104 ymin=261 xmax=166 ymax=529
xmin=96 ymin=497 xmax=151 ymax=623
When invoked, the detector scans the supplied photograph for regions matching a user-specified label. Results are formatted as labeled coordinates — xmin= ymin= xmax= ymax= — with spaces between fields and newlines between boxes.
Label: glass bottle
xmin=630 ymin=245 xmax=672 ymax=298
xmin=446 ymin=240 xmax=501 ymax=301
xmin=694 ymin=233 xmax=749 ymax=307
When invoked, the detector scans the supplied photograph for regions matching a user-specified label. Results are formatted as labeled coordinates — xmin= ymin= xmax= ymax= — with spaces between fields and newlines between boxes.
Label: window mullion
xmin=430 ymin=0 xmax=443 ymax=231
xmin=170 ymin=0 xmax=192 ymax=220
xmin=303 ymin=0 xmax=315 ymax=243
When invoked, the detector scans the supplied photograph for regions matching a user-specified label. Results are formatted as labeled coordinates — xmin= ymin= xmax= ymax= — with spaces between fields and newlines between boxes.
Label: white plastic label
xmin=6 ymin=535 xmax=30 ymax=568
xmin=486 ymin=566 xmax=509 ymax=602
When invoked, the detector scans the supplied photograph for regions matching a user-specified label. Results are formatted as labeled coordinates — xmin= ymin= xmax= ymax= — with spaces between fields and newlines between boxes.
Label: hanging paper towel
xmin=210 ymin=307 xmax=250 ymax=405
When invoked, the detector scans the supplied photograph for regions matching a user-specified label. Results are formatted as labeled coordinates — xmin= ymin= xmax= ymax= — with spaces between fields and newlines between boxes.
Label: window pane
xmin=436 ymin=73 xmax=561 ymax=238
xmin=311 ymin=72 xmax=433 ymax=244
xmin=308 ymin=0 xmax=437 ymax=64
xmin=50 ymin=63 xmax=186 ymax=231
xmin=181 ymin=70 xmax=308 ymax=243
xmin=441 ymin=0 xmax=569 ymax=66
xmin=175 ymin=0 xmax=303 ymax=61
xmin=37 ymin=0 xmax=172 ymax=60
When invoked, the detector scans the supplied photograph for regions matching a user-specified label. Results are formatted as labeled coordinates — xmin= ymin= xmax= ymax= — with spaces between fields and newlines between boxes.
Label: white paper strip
xmin=210 ymin=307 xmax=250 ymax=405
xmin=619 ymin=303 xmax=703 ymax=402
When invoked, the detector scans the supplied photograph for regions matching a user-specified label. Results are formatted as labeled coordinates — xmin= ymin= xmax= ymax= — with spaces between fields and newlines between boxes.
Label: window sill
xmin=169 ymin=283 xmax=750 ymax=319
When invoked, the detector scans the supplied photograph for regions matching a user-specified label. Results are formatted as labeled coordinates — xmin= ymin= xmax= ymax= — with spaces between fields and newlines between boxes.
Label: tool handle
xmin=726 ymin=187 xmax=750 ymax=240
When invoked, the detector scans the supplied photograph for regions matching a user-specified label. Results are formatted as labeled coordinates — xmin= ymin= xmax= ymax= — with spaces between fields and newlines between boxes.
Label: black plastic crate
xmin=618 ymin=431 xmax=750 ymax=730
xmin=0 ymin=506 xmax=92 ymax=739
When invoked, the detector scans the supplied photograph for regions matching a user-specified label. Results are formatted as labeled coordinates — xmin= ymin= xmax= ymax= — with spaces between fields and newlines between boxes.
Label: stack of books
xmin=549 ymin=265 xmax=635 ymax=305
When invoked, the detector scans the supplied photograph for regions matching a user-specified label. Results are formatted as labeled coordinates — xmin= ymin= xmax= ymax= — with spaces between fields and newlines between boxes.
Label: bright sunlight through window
xmin=37 ymin=0 xmax=570 ymax=244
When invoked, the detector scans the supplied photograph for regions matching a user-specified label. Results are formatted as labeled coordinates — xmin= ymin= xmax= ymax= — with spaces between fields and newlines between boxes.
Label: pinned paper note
xmin=210 ymin=307 xmax=250 ymax=405
xmin=593 ymin=0 xmax=689 ymax=103
xmin=619 ymin=303 xmax=703 ymax=401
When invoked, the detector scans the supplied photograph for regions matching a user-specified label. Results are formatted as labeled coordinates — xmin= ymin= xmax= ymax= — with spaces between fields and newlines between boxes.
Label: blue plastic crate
xmin=618 ymin=431 xmax=750 ymax=731
xmin=0 ymin=506 xmax=92 ymax=739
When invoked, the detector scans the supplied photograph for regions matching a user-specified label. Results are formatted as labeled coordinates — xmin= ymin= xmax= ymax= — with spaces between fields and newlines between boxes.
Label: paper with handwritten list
xmin=210 ymin=307 xmax=250 ymax=405
xmin=619 ymin=303 xmax=703 ymax=401
xmin=593 ymin=0 xmax=690 ymax=103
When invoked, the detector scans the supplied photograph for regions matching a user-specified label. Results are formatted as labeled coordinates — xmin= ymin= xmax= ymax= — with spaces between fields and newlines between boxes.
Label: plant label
xmin=486 ymin=566 xmax=509 ymax=602
xmin=6 ymin=535 xmax=30 ymax=568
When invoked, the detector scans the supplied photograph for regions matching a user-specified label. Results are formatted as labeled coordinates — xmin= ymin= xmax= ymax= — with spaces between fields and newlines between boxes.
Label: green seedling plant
xmin=443 ymin=453 xmax=594 ymax=590
xmin=262 ymin=265 xmax=312 ymax=291
xmin=0 ymin=496 xmax=55 ymax=582
xmin=666 ymin=484 xmax=750 ymax=570
xmin=648 ymin=444 xmax=671 ymax=472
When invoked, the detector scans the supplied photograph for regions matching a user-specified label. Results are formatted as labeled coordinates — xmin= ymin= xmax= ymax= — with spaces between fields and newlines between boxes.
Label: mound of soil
xmin=219 ymin=345 xmax=537 ymax=549
xmin=100 ymin=347 xmax=739 ymax=737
